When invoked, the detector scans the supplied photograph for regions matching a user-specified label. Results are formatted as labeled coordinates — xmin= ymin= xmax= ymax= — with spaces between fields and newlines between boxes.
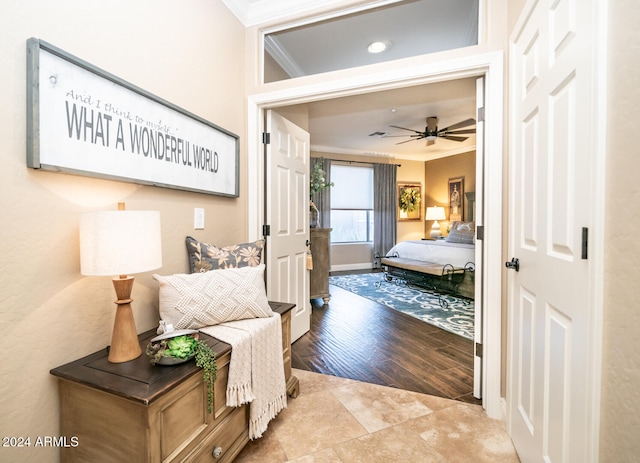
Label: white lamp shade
xmin=80 ymin=210 xmax=162 ymax=276
xmin=425 ymin=206 xmax=446 ymax=221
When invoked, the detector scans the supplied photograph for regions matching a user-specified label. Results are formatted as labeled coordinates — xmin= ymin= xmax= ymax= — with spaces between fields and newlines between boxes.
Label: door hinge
xmin=477 ymin=107 xmax=485 ymax=123
xmin=475 ymin=342 xmax=483 ymax=358
xmin=262 ymin=132 xmax=270 ymax=144
xmin=262 ymin=224 xmax=270 ymax=236
xmin=476 ymin=225 xmax=484 ymax=241
xmin=582 ymin=227 xmax=588 ymax=259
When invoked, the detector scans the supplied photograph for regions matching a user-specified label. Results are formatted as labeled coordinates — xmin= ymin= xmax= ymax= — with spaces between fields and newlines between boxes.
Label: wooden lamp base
xmin=108 ymin=275 xmax=142 ymax=363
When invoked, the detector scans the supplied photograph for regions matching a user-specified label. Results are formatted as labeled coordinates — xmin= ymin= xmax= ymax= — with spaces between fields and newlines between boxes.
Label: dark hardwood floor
xmin=291 ymin=274 xmax=480 ymax=405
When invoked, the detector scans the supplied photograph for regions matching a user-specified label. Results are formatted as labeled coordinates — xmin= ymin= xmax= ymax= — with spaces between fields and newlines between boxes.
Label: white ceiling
xmin=305 ymin=78 xmax=477 ymax=161
xmin=223 ymin=0 xmax=478 ymax=161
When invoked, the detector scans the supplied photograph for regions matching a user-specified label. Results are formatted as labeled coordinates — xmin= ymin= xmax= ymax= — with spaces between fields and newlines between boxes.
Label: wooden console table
xmin=50 ymin=302 xmax=297 ymax=462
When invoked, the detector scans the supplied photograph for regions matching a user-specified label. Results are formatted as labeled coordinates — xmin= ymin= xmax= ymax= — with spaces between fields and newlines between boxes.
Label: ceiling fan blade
xmin=440 ymin=118 xmax=476 ymax=132
xmin=440 ymin=135 xmax=469 ymax=142
xmin=390 ymin=125 xmax=423 ymax=134
xmin=443 ymin=128 xmax=476 ymax=135
xmin=396 ymin=136 xmax=424 ymax=145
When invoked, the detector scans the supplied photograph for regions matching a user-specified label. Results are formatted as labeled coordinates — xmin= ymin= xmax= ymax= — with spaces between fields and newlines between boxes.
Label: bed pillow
xmin=445 ymin=221 xmax=476 ymax=245
xmin=186 ymin=236 xmax=264 ymax=273
xmin=153 ymin=264 xmax=273 ymax=329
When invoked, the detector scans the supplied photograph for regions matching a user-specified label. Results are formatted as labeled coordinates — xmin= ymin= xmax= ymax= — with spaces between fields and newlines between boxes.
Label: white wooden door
xmin=508 ymin=0 xmax=603 ymax=461
xmin=265 ymin=110 xmax=311 ymax=342
xmin=473 ymin=76 xmax=484 ymax=399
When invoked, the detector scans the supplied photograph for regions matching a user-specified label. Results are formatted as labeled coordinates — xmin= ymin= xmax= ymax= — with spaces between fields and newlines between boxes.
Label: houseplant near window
xmin=309 ymin=159 xmax=333 ymax=227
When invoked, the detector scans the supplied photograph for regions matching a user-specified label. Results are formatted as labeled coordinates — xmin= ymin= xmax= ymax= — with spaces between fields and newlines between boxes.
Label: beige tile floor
xmin=235 ymin=369 xmax=520 ymax=462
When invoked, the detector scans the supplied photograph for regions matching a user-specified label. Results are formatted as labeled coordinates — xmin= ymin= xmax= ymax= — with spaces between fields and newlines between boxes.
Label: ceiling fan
xmin=386 ymin=116 xmax=476 ymax=145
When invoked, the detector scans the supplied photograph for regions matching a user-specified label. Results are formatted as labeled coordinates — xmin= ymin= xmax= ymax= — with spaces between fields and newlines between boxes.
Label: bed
xmin=375 ymin=221 xmax=477 ymax=301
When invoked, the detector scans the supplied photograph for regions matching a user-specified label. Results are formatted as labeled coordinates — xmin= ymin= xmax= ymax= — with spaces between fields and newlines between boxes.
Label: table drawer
xmin=186 ymin=404 xmax=249 ymax=463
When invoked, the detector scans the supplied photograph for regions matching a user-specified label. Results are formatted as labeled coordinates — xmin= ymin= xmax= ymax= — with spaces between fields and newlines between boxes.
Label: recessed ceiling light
xmin=367 ymin=41 xmax=389 ymax=54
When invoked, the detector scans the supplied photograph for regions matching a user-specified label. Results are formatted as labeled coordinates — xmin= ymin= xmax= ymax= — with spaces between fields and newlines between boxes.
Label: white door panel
xmin=266 ymin=110 xmax=311 ymax=342
xmin=508 ymin=0 xmax=602 ymax=461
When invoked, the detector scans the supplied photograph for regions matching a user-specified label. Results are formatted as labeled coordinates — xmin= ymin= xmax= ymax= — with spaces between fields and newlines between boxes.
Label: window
xmin=330 ymin=164 xmax=374 ymax=243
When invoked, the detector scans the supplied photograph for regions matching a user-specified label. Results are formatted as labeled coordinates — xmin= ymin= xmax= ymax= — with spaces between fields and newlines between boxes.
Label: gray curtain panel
xmin=310 ymin=157 xmax=331 ymax=228
xmin=373 ymin=163 xmax=397 ymax=266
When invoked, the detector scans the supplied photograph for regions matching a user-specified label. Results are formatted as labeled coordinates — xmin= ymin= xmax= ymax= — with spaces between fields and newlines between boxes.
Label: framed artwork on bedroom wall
xmin=398 ymin=183 xmax=422 ymax=221
xmin=448 ymin=176 xmax=464 ymax=222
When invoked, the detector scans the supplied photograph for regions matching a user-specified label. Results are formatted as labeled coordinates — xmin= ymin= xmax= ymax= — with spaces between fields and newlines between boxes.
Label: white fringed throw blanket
xmin=199 ymin=312 xmax=287 ymax=439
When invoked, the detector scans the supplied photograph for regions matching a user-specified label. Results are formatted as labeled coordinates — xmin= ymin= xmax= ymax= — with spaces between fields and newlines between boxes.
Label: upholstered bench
xmin=379 ymin=256 xmax=474 ymax=302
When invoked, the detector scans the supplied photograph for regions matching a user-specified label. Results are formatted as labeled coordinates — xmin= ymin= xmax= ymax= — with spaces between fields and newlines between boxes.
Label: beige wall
xmin=600 ymin=0 xmax=640 ymax=459
xmin=397 ymin=160 xmax=427 ymax=242
xmin=424 ymin=151 xmax=476 ymax=236
xmin=264 ymin=50 xmax=291 ymax=83
xmin=0 ymin=1 xmax=246 ymax=462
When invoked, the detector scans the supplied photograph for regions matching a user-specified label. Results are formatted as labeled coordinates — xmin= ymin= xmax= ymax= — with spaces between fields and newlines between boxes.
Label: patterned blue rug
xmin=329 ymin=273 xmax=474 ymax=340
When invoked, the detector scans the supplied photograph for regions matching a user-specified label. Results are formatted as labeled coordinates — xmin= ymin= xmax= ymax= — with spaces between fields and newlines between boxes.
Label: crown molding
xmin=222 ymin=0 xmax=367 ymax=27
xmin=263 ymin=35 xmax=305 ymax=78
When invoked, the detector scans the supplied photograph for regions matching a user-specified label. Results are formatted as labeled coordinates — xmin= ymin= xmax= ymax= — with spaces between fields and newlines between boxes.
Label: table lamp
xmin=425 ymin=206 xmax=447 ymax=239
xmin=79 ymin=203 xmax=162 ymax=363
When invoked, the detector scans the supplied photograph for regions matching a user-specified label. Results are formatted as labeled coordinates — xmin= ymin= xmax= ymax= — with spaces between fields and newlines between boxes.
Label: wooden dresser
xmin=309 ymin=227 xmax=332 ymax=304
xmin=50 ymin=302 xmax=297 ymax=463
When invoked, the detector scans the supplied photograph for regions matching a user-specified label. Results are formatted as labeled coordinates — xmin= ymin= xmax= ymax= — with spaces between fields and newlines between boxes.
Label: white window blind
xmin=331 ymin=165 xmax=373 ymax=209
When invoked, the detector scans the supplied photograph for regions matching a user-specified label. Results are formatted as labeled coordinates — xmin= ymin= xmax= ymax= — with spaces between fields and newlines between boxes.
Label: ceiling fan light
xmin=367 ymin=41 xmax=388 ymax=53
xmin=425 ymin=135 xmax=437 ymax=141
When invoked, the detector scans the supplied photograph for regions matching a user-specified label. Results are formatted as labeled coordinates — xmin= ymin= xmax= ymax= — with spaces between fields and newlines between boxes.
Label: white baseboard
xmin=330 ymin=263 xmax=374 ymax=272
xmin=501 ymin=397 xmax=508 ymax=428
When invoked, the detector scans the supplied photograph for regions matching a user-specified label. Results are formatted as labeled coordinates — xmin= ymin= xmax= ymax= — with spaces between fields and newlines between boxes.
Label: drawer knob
xmin=212 ymin=446 xmax=223 ymax=459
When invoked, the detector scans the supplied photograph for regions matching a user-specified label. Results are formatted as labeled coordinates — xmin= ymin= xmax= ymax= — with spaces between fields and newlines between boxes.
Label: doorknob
xmin=505 ymin=257 xmax=520 ymax=272
xmin=306 ymin=239 xmax=311 ymax=247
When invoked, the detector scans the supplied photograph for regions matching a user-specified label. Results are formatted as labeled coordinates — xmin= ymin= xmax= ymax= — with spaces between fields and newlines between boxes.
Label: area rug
xmin=329 ymin=273 xmax=474 ymax=340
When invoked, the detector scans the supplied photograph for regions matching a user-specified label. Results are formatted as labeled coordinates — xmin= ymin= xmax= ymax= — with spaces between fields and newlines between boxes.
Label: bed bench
xmin=377 ymin=254 xmax=475 ymax=305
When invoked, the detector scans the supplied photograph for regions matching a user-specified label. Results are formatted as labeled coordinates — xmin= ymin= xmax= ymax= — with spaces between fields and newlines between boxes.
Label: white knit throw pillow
xmin=154 ymin=264 xmax=273 ymax=329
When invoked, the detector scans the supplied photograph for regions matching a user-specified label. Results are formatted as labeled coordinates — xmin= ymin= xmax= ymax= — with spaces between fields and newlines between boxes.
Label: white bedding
xmin=386 ymin=240 xmax=475 ymax=268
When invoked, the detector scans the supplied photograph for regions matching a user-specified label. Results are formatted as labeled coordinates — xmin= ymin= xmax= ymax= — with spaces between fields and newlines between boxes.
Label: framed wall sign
xmin=448 ymin=176 xmax=464 ymax=222
xmin=26 ymin=38 xmax=239 ymax=197
xmin=398 ymin=183 xmax=422 ymax=221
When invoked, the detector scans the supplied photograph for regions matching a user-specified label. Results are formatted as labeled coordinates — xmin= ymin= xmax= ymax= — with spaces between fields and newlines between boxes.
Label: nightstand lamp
xmin=79 ymin=203 xmax=162 ymax=363
xmin=425 ymin=206 xmax=447 ymax=239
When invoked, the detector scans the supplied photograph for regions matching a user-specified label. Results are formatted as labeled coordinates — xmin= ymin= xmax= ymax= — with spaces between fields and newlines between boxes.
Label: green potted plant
xmin=146 ymin=331 xmax=218 ymax=414
xmin=309 ymin=159 xmax=334 ymax=227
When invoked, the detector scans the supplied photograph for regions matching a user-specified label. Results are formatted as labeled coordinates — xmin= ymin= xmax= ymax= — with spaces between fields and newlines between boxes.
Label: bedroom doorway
xmin=247 ymin=51 xmax=504 ymax=418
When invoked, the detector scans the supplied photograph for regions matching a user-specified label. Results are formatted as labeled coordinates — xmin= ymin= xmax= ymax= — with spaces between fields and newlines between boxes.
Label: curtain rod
xmin=331 ymin=159 xmax=401 ymax=167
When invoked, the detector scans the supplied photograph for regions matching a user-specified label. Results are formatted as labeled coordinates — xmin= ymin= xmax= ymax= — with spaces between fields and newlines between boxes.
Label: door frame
xmin=247 ymin=50 xmax=504 ymax=419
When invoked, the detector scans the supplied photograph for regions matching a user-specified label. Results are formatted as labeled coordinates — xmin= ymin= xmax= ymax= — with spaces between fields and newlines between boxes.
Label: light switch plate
xmin=194 ymin=208 xmax=205 ymax=229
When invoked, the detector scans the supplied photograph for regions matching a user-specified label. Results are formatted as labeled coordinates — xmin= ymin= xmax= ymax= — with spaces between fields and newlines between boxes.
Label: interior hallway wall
xmin=0 ymin=1 xmax=246 ymax=462
xmin=424 ymin=150 xmax=476 ymax=237
xmin=600 ymin=0 xmax=640 ymax=459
